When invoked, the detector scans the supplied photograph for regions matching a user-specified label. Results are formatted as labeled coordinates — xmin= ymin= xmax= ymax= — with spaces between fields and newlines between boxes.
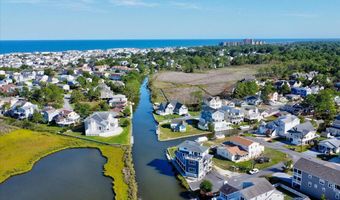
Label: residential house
xmin=170 ymin=119 xmax=187 ymax=132
xmin=84 ymin=111 xmax=121 ymax=137
xmin=157 ymin=101 xmax=188 ymax=116
xmin=216 ymin=178 xmax=284 ymax=200
xmin=221 ymin=106 xmax=244 ymax=124
xmin=290 ymin=71 xmax=318 ymax=80
xmin=0 ymin=97 xmax=19 ymax=114
xmin=203 ymin=96 xmax=222 ymax=109
xmin=287 ymin=121 xmax=317 ymax=145
xmin=217 ymin=136 xmax=264 ymax=162
xmin=292 ymin=158 xmax=340 ymax=200
xmin=108 ymin=94 xmax=128 ymax=108
xmin=291 ymin=86 xmax=323 ymax=97
xmin=318 ymin=138 xmax=340 ymax=154
xmin=326 ymin=115 xmax=340 ymax=136
xmin=94 ymin=65 xmax=109 ymax=72
xmin=41 ymin=107 xmax=60 ymax=123
xmin=257 ymin=114 xmax=300 ymax=138
xmin=9 ymin=100 xmax=38 ymax=119
xmin=199 ymin=108 xmax=232 ymax=132
xmin=242 ymin=106 xmax=262 ymax=122
xmin=55 ymin=109 xmax=80 ymax=126
xmin=96 ymin=83 xmax=115 ymax=99
xmin=244 ymin=95 xmax=262 ymax=106
xmin=174 ymin=140 xmax=213 ymax=179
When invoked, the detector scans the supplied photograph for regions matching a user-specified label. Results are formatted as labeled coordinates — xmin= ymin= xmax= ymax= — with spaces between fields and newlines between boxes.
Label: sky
xmin=1 ymin=0 xmax=340 ymax=40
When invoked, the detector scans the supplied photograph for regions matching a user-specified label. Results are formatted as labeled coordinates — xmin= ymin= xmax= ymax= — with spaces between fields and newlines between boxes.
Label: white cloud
xmin=109 ymin=0 xmax=158 ymax=7
xmin=170 ymin=2 xmax=201 ymax=10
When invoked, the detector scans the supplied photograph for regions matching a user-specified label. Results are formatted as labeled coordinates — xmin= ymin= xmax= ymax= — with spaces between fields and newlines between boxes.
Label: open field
xmin=0 ymin=129 xmax=132 ymax=200
xmin=151 ymin=65 xmax=265 ymax=104
xmin=158 ymin=120 xmax=210 ymax=141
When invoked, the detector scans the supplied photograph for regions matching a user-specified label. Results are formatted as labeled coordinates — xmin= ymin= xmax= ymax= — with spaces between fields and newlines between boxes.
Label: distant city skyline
xmin=1 ymin=0 xmax=340 ymax=40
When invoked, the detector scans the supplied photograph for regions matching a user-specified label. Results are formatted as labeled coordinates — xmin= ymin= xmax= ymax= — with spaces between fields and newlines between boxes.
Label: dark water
xmin=0 ymin=148 xmax=114 ymax=200
xmin=132 ymin=78 xmax=198 ymax=200
xmin=1 ymin=39 xmax=339 ymax=54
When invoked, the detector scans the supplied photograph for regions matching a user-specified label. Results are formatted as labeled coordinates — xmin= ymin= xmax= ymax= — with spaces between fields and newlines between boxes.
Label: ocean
xmin=0 ymin=39 xmax=339 ymax=54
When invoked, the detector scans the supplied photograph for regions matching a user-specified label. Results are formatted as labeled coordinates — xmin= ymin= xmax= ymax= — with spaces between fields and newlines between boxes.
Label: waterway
xmin=132 ymin=78 xmax=198 ymax=200
xmin=0 ymin=148 xmax=114 ymax=200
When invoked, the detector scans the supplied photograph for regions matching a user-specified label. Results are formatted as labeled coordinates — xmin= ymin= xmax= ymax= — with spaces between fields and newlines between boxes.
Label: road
xmin=63 ymin=94 xmax=73 ymax=110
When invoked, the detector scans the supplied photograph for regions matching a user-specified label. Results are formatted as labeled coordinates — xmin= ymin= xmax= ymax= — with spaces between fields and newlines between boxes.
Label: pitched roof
xmin=288 ymin=121 xmax=315 ymax=136
xmin=240 ymin=178 xmax=276 ymax=199
xmin=84 ymin=111 xmax=118 ymax=127
xmin=224 ymin=144 xmax=248 ymax=156
xmin=318 ymin=138 xmax=340 ymax=149
xmin=229 ymin=136 xmax=254 ymax=147
xmin=294 ymin=158 xmax=340 ymax=185
xmin=219 ymin=184 xmax=239 ymax=195
xmin=178 ymin=140 xmax=209 ymax=153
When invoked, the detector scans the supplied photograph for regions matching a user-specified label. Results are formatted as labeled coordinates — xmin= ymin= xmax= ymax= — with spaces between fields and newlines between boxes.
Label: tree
xmin=280 ymin=83 xmax=291 ymax=95
xmin=283 ymin=159 xmax=293 ymax=171
xmin=261 ymin=82 xmax=275 ymax=102
xmin=70 ymin=90 xmax=86 ymax=104
xmin=233 ymin=81 xmax=259 ymax=98
xmin=98 ymin=101 xmax=109 ymax=111
xmin=122 ymin=106 xmax=131 ymax=117
xmin=74 ymin=103 xmax=92 ymax=118
xmin=200 ymin=180 xmax=213 ymax=193
xmin=31 ymin=111 xmax=44 ymax=123
xmin=120 ymin=118 xmax=130 ymax=127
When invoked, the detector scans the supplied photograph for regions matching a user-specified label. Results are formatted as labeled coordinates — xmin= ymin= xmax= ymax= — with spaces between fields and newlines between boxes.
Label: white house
xmin=287 ymin=121 xmax=318 ymax=145
xmin=199 ymin=109 xmax=232 ymax=132
xmin=41 ymin=107 xmax=60 ymax=123
xmin=217 ymin=136 xmax=264 ymax=162
xmin=55 ymin=109 xmax=80 ymax=126
xmin=9 ymin=100 xmax=38 ymax=119
xmin=275 ymin=114 xmax=300 ymax=137
xmin=156 ymin=101 xmax=188 ymax=116
xmin=204 ymin=96 xmax=222 ymax=109
xmin=221 ymin=106 xmax=244 ymax=124
xmin=242 ymin=106 xmax=262 ymax=122
xmin=108 ymin=94 xmax=128 ymax=108
xmin=84 ymin=111 xmax=122 ymax=137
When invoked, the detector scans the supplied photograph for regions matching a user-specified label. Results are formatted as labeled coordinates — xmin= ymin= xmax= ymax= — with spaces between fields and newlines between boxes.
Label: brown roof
xmin=225 ymin=145 xmax=248 ymax=156
xmin=229 ymin=136 xmax=254 ymax=147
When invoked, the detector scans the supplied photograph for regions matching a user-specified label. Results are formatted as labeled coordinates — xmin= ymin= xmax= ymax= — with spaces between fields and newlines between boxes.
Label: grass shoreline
xmin=0 ymin=129 xmax=136 ymax=200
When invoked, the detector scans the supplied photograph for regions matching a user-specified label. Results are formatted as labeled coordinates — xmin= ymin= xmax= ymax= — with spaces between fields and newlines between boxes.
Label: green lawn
xmin=213 ymin=148 xmax=289 ymax=173
xmin=65 ymin=124 xmax=131 ymax=145
xmin=167 ymin=146 xmax=178 ymax=158
xmin=158 ymin=120 xmax=210 ymax=141
xmin=153 ymin=113 xmax=181 ymax=123
xmin=188 ymin=111 xmax=201 ymax=117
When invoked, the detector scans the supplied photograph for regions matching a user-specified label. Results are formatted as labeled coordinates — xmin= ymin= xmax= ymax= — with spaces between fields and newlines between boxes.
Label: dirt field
xmin=151 ymin=65 xmax=265 ymax=104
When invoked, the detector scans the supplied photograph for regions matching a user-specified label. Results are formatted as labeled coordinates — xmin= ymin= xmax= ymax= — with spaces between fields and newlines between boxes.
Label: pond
xmin=0 ymin=148 xmax=114 ymax=200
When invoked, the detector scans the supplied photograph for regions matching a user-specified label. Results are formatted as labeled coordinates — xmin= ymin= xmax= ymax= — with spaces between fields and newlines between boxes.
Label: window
xmin=320 ymin=179 xmax=325 ymax=185
xmin=308 ymin=175 xmax=312 ymax=179
xmin=336 ymin=194 xmax=340 ymax=200
xmin=188 ymin=167 xmax=196 ymax=173
xmin=329 ymin=183 xmax=333 ymax=189
xmin=188 ymin=160 xmax=196 ymax=165
xmin=308 ymin=182 xmax=312 ymax=187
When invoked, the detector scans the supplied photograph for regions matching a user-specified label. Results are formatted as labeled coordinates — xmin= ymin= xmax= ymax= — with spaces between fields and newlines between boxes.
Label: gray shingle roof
xmin=84 ymin=111 xmax=118 ymax=127
xmin=288 ymin=121 xmax=315 ymax=136
xmin=239 ymin=178 xmax=275 ymax=199
xmin=219 ymin=184 xmax=238 ymax=195
xmin=319 ymin=138 xmax=340 ymax=149
xmin=294 ymin=158 xmax=340 ymax=185
xmin=178 ymin=140 xmax=209 ymax=153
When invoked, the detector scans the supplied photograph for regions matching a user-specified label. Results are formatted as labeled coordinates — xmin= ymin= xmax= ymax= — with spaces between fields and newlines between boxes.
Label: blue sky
xmin=1 ymin=0 xmax=340 ymax=40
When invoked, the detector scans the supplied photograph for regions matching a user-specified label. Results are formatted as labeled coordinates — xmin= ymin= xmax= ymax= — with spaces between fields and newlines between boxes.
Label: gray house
xmin=292 ymin=158 xmax=340 ymax=200
xmin=217 ymin=178 xmax=284 ymax=200
xmin=318 ymin=138 xmax=340 ymax=154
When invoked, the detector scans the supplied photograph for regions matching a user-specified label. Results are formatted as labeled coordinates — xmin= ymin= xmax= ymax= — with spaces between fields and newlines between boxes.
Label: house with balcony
xmin=156 ymin=100 xmax=188 ymax=116
xmin=203 ymin=96 xmax=222 ymax=109
xmin=174 ymin=140 xmax=213 ymax=180
xmin=221 ymin=106 xmax=244 ymax=125
xmin=292 ymin=158 xmax=340 ymax=200
xmin=55 ymin=109 xmax=80 ymax=126
xmin=287 ymin=121 xmax=318 ymax=145
xmin=198 ymin=107 xmax=232 ymax=132
xmin=108 ymin=94 xmax=128 ymax=108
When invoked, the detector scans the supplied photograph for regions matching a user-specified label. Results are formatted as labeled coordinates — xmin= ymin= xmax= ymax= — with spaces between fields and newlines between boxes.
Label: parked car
xmin=248 ymin=168 xmax=259 ymax=174
xmin=255 ymin=157 xmax=271 ymax=164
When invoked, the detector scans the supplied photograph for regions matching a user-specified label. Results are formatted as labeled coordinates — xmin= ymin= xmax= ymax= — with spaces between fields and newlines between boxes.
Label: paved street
xmin=63 ymin=94 xmax=73 ymax=110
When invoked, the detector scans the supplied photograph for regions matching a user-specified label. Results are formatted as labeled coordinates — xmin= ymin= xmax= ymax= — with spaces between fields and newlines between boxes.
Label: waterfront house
xmin=216 ymin=178 xmax=284 ymax=200
xmin=287 ymin=121 xmax=317 ymax=145
xmin=108 ymin=94 xmax=128 ymax=108
xmin=174 ymin=140 xmax=213 ymax=180
xmin=84 ymin=111 xmax=121 ymax=137
xmin=199 ymin=108 xmax=232 ymax=132
xmin=292 ymin=158 xmax=340 ymax=200
xmin=170 ymin=119 xmax=187 ymax=132
xmin=318 ymin=138 xmax=340 ymax=154
xmin=157 ymin=100 xmax=188 ymax=116
xmin=55 ymin=109 xmax=80 ymax=126
xmin=326 ymin=115 xmax=340 ymax=136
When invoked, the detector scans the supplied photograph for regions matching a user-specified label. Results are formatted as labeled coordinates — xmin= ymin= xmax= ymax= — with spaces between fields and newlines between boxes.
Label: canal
xmin=132 ymin=78 xmax=196 ymax=200
xmin=0 ymin=148 xmax=114 ymax=200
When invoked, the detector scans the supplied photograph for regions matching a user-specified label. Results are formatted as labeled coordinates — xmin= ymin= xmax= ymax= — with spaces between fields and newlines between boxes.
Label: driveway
xmin=63 ymin=94 xmax=73 ymax=110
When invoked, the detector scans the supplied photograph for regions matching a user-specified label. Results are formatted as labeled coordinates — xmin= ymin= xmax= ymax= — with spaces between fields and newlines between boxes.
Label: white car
xmin=248 ymin=168 xmax=259 ymax=175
